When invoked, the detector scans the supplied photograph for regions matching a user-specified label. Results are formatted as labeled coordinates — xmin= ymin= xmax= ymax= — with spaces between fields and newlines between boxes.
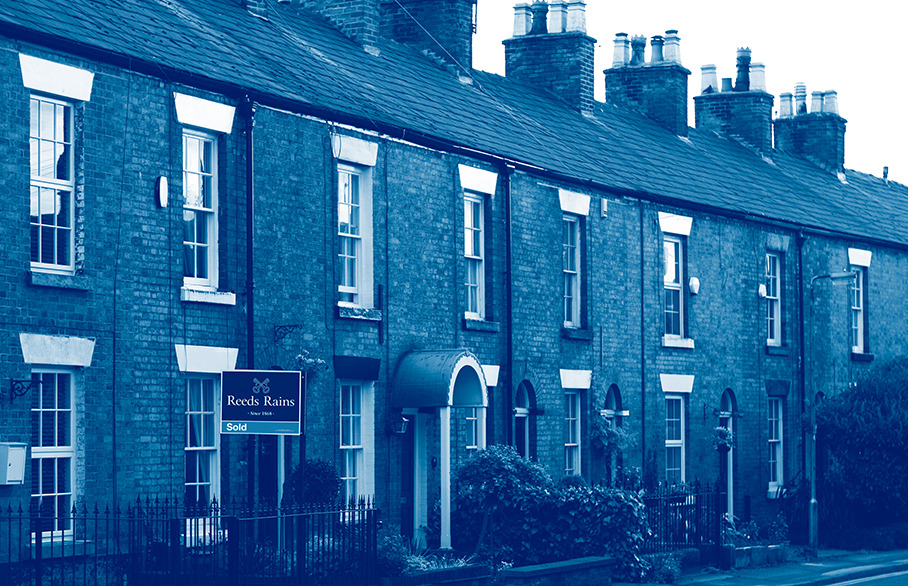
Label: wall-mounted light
xmin=688 ymin=277 xmax=700 ymax=295
xmin=156 ymin=176 xmax=168 ymax=208
xmin=393 ymin=415 xmax=409 ymax=435
xmin=758 ymin=283 xmax=768 ymax=298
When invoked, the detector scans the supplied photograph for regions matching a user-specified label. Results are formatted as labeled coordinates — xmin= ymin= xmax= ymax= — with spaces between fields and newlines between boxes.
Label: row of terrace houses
xmin=1 ymin=0 xmax=906 ymax=547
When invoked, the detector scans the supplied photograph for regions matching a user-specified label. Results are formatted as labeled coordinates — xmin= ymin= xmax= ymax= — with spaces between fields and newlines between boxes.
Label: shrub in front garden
xmin=450 ymin=445 xmax=647 ymax=580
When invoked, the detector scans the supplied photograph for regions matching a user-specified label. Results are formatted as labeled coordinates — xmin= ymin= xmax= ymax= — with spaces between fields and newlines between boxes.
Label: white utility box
xmin=0 ymin=443 xmax=27 ymax=484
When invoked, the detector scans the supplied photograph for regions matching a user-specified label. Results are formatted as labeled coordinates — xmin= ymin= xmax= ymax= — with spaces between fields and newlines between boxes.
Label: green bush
xmin=450 ymin=446 xmax=647 ymax=581
xmin=816 ymin=357 xmax=908 ymax=529
xmin=376 ymin=524 xmax=409 ymax=577
xmin=283 ymin=458 xmax=342 ymax=505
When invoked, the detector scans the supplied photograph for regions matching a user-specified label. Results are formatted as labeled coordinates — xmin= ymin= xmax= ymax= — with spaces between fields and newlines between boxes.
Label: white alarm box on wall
xmin=0 ymin=443 xmax=27 ymax=485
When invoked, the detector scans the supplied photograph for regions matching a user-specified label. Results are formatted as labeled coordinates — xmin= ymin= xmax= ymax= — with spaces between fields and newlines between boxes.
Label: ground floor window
xmin=340 ymin=381 xmax=374 ymax=502
xmin=31 ymin=371 xmax=74 ymax=536
xmin=564 ymin=391 xmax=581 ymax=476
xmin=185 ymin=377 xmax=218 ymax=506
xmin=665 ymin=395 xmax=685 ymax=485
xmin=768 ymin=397 xmax=784 ymax=493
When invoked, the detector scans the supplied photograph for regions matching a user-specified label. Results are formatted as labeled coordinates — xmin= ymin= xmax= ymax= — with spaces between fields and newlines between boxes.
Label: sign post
xmin=221 ymin=370 xmax=302 ymax=435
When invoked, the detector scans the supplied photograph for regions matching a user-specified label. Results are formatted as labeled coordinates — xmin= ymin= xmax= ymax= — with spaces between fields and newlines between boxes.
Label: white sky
xmin=472 ymin=0 xmax=908 ymax=184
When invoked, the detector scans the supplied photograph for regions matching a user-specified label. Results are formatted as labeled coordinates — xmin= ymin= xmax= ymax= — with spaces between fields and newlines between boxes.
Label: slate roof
xmin=2 ymin=0 xmax=906 ymax=246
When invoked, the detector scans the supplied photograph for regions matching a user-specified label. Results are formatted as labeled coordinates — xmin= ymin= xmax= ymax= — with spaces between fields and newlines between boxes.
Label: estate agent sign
xmin=221 ymin=370 xmax=302 ymax=435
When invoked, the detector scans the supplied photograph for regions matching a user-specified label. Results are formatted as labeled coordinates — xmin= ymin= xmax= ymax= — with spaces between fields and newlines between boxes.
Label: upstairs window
xmin=562 ymin=215 xmax=581 ymax=327
xmin=30 ymin=96 xmax=74 ymax=272
xmin=850 ymin=266 xmax=866 ymax=353
xmin=464 ymin=193 xmax=484 ymax=318
xmin=766 ymin=253 xmax=782 ymax=345
xmin=663 ymin=235 xmax=684 ymax=337
xmin=337 ymin=165 xmax=362 ymax=305
xmin=182 ymin=131 xmax=218 ymax=288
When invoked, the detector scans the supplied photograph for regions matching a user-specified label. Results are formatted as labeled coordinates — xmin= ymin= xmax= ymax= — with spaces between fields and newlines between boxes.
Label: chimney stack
xmin=381 ymin=0 xmax=477 ymax=68
xmin=303 ymin=0 xmax=381 ymax=50
xmin=605 ymin=30 xmax=691 ymax=136
xmin=773 ymin=83 xmax=847 ymax=173
xmin=694 ymin=49 xmax=774 ymax=153
xmin=504 ymin=1 xmax=596 ymax=115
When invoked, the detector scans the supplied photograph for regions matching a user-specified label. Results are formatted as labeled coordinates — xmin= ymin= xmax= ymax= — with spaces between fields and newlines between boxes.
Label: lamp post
xmin=806 ymin=269 xmax=856 ymax=556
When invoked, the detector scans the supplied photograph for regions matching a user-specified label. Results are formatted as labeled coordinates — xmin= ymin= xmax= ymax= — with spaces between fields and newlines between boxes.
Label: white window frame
xmin=665 ymin=395 xmax=685 ymax=485
xmin=182 ymin=129 xmax=219 ymax=290
xmin=851 ymin=266 xmax=865 ymax=353
xmin=563 ymin=214 xmax=581 ymax=327
xmin=464 ymin=192 xmax=485 ymax=319
xmin=465 ymin=407 xmax=479 ymax=450
xmin=339 ymin=381 xmax=375 ymax=502
xmin=564 ymin=391 xmax=581 ymax=476
xmin=30 ymin=370 xmax=76 ymax=539
xmin=185 ymin=376 xmax=220 ymax=506
xmin=663 ymin=235 xmax=684 ymax=339
xmin=766 ymin=253 xmax=781 ymax=346
xmin=768 ymin=397 xmax=783 ymax=496
xmin=30 ymin=95 xmax=75 ymax=274
xmin=514 ymin=385 xmax=530 ymax=459
xmin=337 ymin=164 xmax=374 ymax=308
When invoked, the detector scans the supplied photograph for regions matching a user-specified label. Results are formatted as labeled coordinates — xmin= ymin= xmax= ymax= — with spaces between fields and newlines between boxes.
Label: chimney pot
xmin=529 ymin=1 xmax=548 ymax=35
xmin=700 ymin=64 xmax=718 ymax=94
xmin=549 ymin=1 xmax=567 ymax=34
xmin=566 ymin=1 xmax=586 ymax=33
xmin=663 ymin=30 xmax=681 ymax=63
xmin=780 ymin=93 xmax=793 ymax=118
xmin=513 ymin=3 xmax=531 ymax=37
xmin=721 ymin=77 xmax=733 ymax=92
xmin=810 ymin=91 xmax=824 ymax=113
xmin=734 ymin=47 xmax=751 ymax=91
xmin=823 ymin=90 xmax=839 ymax=114
xmin=629 ymin=35 xmax=647 ymax=66
xmin=650 ymin=35 xmax=664 ymax=64
xmin=884 ymin=166 xmax=889 ymax=180
xmin=612 ymin=33 xmax=629 ymax=67
xmin=750 ymin=63 xmax=766 ymax=92
xmin=794 ymin=82 xmax=807 ymax=114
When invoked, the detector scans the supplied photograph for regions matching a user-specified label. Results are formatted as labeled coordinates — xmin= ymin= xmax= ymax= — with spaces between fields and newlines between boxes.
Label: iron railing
xmin=641 ymin=481 xmax=723 ymax=554
xmin=0 ymin=499 xmax=378 ymax=586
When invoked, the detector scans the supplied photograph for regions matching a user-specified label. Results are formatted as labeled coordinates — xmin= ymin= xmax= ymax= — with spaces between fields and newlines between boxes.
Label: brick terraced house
xmin=1 ymin=0 xmax=907 ymax=548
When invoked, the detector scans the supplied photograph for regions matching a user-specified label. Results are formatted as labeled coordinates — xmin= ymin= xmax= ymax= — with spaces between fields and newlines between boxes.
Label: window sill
xmin=765 ymin=344 xmax=789 ymax=356
xmin=181 ymin=287 xmax=236 ymax=305
xmin=337 ymin=304 xmax=382 ymax=321
xmin=29 ymin=270 xmax=91 ymax=291
xmin=662 ymin=336 xmax=694 ymax=349
xmin=562 ymin=327 xmax=593 ymax=341
xmin=463 ymin=318 xmax=500 ymax=332
xmin=851 ymin=351 xmax=874 ymax=363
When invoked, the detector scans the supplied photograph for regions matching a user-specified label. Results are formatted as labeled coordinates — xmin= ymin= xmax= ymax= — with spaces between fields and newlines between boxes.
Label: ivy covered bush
xmin=816 ymin=357 xmax=908 ymax=532
xmin=450 ymin=445 xmax=647 ymax=580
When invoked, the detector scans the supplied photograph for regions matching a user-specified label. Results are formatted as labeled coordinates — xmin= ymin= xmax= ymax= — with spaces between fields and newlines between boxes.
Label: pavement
xmin=614 ymin=548 xmax=908 ymax=586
